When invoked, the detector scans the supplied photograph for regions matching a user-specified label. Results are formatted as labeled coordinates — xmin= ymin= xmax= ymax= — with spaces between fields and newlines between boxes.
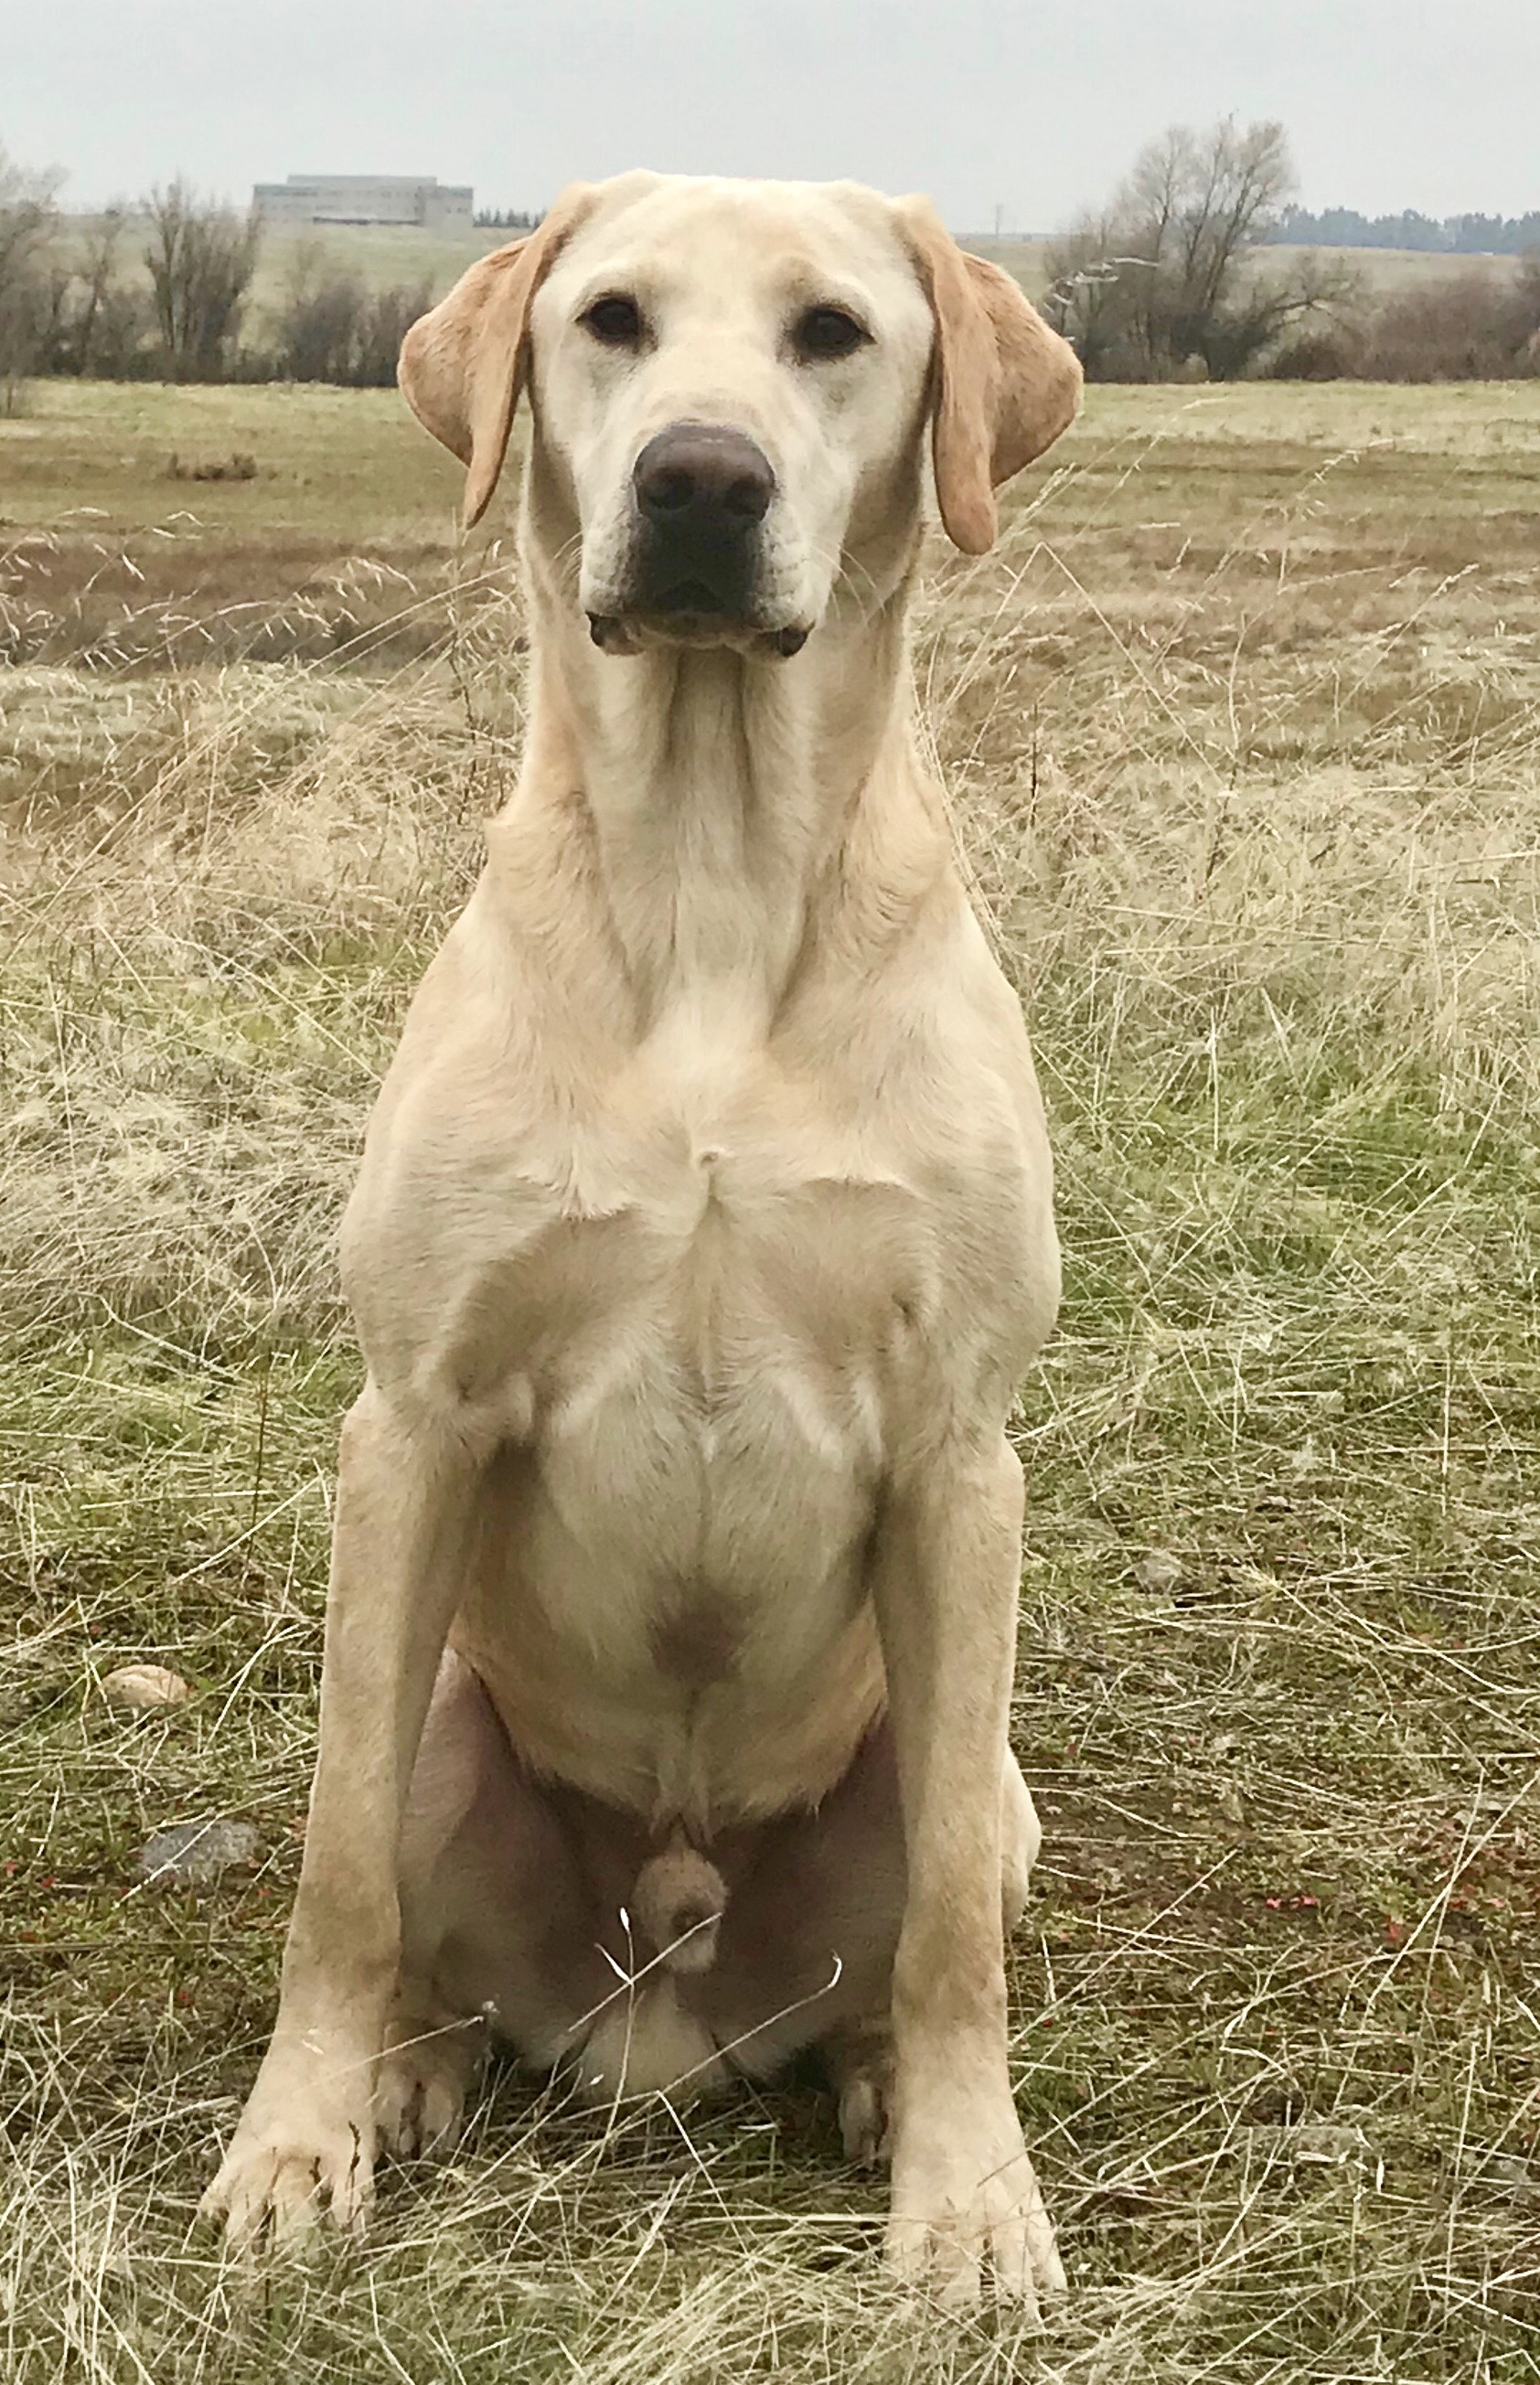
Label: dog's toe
xmin=832 ymin=2033 xmax=894 ymax=2166
xmin=376 ymin=2017 xmax=481 ymax=2160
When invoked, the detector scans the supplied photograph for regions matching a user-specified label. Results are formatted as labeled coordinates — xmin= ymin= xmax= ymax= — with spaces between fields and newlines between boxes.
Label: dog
xmin=202 ymin=171 xmax=1082 ymax=2311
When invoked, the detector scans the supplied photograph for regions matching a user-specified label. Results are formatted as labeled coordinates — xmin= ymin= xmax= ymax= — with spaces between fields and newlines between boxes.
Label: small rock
xmin=102 ymin=1663 xmax=191 ymax=1712
xmin=1132 ymin=1550 xmax=1182 ymax=1596
xmin=136 ymin=1820 xmax=259 ymax=1888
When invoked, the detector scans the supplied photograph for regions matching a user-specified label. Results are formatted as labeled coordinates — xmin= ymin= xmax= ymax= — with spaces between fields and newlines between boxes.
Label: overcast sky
xmin=9 ymin=0 xmax=1536 ymax=228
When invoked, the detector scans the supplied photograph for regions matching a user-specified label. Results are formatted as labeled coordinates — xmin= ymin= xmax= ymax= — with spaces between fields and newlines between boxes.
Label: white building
xmin=252 ymin=176 xmax=475 ymax=230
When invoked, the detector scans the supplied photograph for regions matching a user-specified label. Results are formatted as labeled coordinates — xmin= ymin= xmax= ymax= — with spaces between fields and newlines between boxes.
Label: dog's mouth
xmin=588 ymin=606 xmax=809 ymax=659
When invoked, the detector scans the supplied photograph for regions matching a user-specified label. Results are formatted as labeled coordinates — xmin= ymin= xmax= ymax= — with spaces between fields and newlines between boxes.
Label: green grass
xmin=3 ymin=379 xmax=1540 ymax=2379
xmin=0 ymin=377 xmax=461 ymax=537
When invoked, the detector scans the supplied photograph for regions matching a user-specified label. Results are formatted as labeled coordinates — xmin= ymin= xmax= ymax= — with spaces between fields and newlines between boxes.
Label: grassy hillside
xmin=55 ymin=212 xmax=512 ymax=345
xmin=966 ymin=233 xmax=1527 ymax=305
xmin=3 ymin=377 xmax=1539 ymax=2379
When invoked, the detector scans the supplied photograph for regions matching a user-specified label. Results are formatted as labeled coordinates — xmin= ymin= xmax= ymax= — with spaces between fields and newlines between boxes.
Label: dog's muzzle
xmin=589 ymin=422 xmax=808 ymax=658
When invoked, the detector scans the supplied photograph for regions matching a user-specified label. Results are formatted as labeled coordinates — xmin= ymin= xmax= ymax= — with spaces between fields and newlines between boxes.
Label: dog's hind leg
xmin=382 ymin=1645 xmax=621 ymax=2142
xmin=827 ymin=2020 xmax=895 ymax=2166
xmin=1000 ymin=1749 xmax=1043 ymax=1931
xmin=376 ymin=1998 xmax=487 ymax=2160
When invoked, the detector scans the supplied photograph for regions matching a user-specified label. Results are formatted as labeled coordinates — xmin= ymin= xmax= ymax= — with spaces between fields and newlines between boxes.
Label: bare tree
xmin=39 ymin=207 xmax=147 ymax=378
xmin=143 ymin=180 xmax=262 ymax=380
xmin=273 ymin=239 xmax=364 ymax=381
xmin=1042 ymin=118 xmax=1357 ymax=380
xmin=0 ymin=143 xmax=63 ymax=408
xmin=1037 ymin=213 xmax=1157 ymax=380
xmin=70 ymin=209 xmax=131 ymax=372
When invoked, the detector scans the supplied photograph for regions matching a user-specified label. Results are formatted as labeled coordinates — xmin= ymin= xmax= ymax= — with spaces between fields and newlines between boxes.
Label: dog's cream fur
xmin=202 ymin=172 xmax=1081 ymax=2309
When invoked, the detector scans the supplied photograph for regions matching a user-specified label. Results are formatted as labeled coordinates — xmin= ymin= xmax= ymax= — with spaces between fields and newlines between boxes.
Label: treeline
xmin=6 ymin=131 xmax=1540 ymax=398
xmin=1042 ymin=120 xmax=1540 ymax=382
xmin=1268 ymin=205 xmax=1540 ymax=255
xmin=0 ymin=146 xmax=544 ymax=403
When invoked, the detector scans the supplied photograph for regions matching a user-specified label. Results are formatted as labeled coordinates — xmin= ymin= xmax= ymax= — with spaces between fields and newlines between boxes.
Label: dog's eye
xmin=583 ymin=294 xmax=644 ymax=348
xmin=793 ymin=305 xmax=870 ymax=362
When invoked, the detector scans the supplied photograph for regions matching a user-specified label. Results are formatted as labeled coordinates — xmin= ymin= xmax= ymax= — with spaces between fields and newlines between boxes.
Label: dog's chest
xmin=468 ymin=1064 xmax=933 ymax=1538
xmin=413 ymin=1040 xmax=932 ymax=1817
xmin=351 ymin=964 xmax=1037 ymax=1819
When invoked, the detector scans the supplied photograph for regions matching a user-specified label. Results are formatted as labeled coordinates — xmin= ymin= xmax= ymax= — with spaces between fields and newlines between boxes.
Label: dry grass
xmin=4 ymin=378 xmax=1540 ymax=2380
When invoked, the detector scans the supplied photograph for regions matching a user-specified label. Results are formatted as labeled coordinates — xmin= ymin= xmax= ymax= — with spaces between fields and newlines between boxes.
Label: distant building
xmin=252 ymin=176 xmax=474 ymax=230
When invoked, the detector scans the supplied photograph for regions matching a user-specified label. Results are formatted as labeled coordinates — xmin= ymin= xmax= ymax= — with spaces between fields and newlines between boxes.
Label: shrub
xmin=1358 ymin=261 xmax=1540 ymax=380
xmin=1264 ymin=326 xmax=1364 ymax=380
xmin=269 ymin=243 xmax=433 ymax=387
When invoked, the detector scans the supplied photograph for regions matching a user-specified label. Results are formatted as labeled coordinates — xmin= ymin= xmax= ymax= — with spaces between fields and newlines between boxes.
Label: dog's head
xmin=400 ymin=173 xmax=1081 ymax=658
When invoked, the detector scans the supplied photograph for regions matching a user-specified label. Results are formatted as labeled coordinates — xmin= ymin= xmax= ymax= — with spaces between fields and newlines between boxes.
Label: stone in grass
xmin=102 ymin=1663 xmax=191 ymax=1712
xmin=1131 ymin=1549 xmax=1183 ymax=1597
xmin=136 ymin=1819 xmax=260 ymax=1888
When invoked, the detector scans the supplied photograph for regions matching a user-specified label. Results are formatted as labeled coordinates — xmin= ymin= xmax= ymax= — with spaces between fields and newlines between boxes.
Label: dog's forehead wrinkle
xmin=558 ymin=178 xmax=910 ymax=308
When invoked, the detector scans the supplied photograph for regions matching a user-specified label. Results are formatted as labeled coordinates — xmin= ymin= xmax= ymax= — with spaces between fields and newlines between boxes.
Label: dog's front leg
xmin=202 ymin=1382 xmax=481 ymax=2249
xmin=872 ymin=1431 xmax=1064 ymax=2313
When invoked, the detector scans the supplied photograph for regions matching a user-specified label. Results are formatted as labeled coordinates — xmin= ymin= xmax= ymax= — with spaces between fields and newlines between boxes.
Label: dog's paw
xmin=886 ymin=2101 xmax=1064 ymax=2314
xmin=200 ymin=2043 xmax=376 ymax=2252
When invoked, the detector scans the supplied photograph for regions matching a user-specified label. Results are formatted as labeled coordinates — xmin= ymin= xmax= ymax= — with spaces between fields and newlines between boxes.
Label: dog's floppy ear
xmin=902 ymin=199 xmax=1082 ymax=556
xmin=398 ymin=184 xmax=597 ymax=527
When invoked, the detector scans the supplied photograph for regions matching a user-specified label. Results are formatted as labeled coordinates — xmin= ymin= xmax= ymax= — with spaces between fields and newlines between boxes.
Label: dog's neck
xmin=515 ymin=533 xmax=933 ymax=1037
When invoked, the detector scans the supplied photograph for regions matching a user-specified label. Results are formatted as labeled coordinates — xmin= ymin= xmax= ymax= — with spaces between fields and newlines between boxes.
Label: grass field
xmin=4 ymin=373 xmax=1540 ymax=2380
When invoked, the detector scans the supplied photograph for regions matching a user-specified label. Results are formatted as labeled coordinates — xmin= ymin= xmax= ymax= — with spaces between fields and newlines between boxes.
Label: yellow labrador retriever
xmin=203 ymin=171 xmax=1081 ymax=2310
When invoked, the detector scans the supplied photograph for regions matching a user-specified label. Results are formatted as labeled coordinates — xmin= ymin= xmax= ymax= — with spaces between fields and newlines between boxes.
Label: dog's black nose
xmin=634 ymin=424 xmax=775 ymax=537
